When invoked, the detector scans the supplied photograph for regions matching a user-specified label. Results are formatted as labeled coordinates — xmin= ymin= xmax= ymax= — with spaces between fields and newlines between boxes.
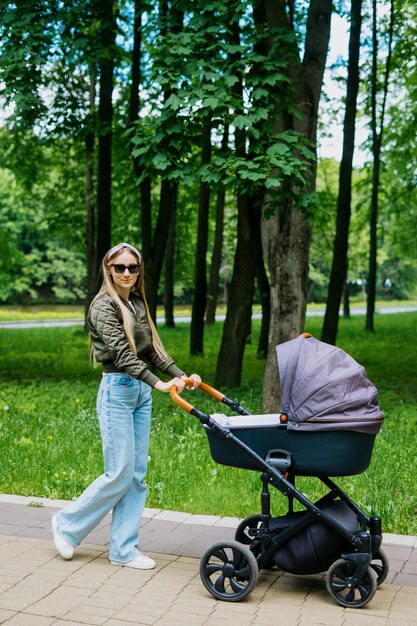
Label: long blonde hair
xmin=89 ymin=242 xmax=169 ymax=363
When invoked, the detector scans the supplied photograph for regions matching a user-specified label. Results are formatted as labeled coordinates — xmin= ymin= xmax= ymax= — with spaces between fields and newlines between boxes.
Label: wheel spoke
xmin=230 ymin=577 xmax=246 ymax=593
xmin=357 ymin=580 xmax=371 ymax=600
xmin=205 ymin=563 xmax=223 ymax=576
xmin=232 ymin=548 xmax=243 ymax=567
xmin=214 ymin=575 xmax=226 ymax=594
xmin=331 ymin=581 xmax=347 ymax=592
xmin=212 ymin=548 xmax=228 ymax=563
xmin=344 ymin=588 xmax=355 ymax=603
xmin=235 ymin=565 xmax=251 ymax=580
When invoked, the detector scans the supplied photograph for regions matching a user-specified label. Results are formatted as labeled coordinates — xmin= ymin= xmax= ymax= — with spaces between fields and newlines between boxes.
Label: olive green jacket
xmin=88 ymin=293 xmax=184 ymax=387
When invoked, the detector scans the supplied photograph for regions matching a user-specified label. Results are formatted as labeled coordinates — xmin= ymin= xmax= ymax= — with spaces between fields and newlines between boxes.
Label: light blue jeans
xmin=56 ymin=373 xmax=152 ymax=563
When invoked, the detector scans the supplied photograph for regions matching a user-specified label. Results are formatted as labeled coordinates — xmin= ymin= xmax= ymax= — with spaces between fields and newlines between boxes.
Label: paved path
xmin=0 ymin=494 xmax=416 ymax=626
xmin=1 ymin=306 xmax=416 ymax=329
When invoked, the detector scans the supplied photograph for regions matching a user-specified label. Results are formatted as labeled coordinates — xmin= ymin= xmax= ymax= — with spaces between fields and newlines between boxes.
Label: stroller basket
xmin=203 ymin=414 xmax=376 ymax=476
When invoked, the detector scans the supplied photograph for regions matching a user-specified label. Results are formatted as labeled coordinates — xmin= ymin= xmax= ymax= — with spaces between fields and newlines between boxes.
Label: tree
xmin=190 ymin=115 xmax=212 ymax=355
xmin=365 ymin=0 xmax=394 ymax=332
xmin=261 ymin=0 xmax=333 ymax=410
xmin=206 ymin=125 xmax=229 ymax=325
xmin=95 ymin=0 xmax=117 ymax=274
xmin=321 ymin=0 xmax=363 ymax=345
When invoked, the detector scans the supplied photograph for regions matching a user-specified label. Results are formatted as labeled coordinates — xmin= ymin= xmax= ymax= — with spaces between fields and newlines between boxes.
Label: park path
xmin=0 ymin=494 xmax=416 ymax=626
xmin=0 ymin=305 xmax=416 ymax=329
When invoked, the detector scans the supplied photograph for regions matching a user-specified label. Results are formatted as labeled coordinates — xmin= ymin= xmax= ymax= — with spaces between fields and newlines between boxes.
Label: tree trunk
xmin=190 ymin=117 xmax=212 ymax=354
xmin=95 ymin=0 xmax=115 ymax=274
xmin=321 ymin=0 xmax=362 ymax=345
xmin=343 ymin=280 xmax=350 ymax=318
xmin=84 ymin=71 xmax=96 ymax=325
xmin=365 ymin=0 xmax=394 ymax=332
xmin=256 ymin=239 xmax=270 ymax=358
xmin=164 ymin=183 xmax=178 ymax=328
xmin=128 ymin=0 xmax=153 ymax=265
xmin=146 ymin=178 xmax=176 ymax=321
xmin=143 ymin=2 xmax=184 ymax=321
xmin=215 ymin=19 xmax=259 ymax=387
xmin=215 ymin=194 xmax=261 ymax=388
xmin=206 ymin=125 xmax=229 ymax=325
xmin=261 ymin=0 xmax=333 ymax=412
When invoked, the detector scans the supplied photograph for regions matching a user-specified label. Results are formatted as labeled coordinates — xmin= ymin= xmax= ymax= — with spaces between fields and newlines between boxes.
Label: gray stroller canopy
xmin=277 ymin=334 xmax=384 ymax=434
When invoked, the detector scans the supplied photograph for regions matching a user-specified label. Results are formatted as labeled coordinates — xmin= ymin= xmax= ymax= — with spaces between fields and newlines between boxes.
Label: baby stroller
xmin=170 ymin=333 xmax=388 ymax=609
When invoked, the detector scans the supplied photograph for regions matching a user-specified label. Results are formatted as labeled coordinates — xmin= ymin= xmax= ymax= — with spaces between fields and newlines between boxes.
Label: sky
xmin=319 ymin=13 xmax=366 ymax=166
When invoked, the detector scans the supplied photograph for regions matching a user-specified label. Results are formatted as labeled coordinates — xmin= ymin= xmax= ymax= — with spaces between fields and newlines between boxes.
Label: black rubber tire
xmin=326 ymin=558 xmax=378 ymax=608
xmin=199 ymin=540 xmax=259 ymax=602
xmin=370 ymin=548 xmax=389 ymax=586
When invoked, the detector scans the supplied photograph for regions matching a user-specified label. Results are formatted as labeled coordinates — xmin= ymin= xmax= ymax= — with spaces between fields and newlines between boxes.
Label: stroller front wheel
xmin=200 ymin=540 xmax=259 ymax=602
xmin=326 ymin=558 xmax=378 ymax=608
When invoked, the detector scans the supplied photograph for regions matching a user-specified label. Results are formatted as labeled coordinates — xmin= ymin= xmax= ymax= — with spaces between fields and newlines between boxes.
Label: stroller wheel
xmin=199 ymin=540 xmax=259 ymax=602
xmin=326 ymin=558 xmax=377 ymax=608
xmin=235 ymin=515 xmax=264 ymax=545
xmin=370 ymin=548 xmax=389 ymax=586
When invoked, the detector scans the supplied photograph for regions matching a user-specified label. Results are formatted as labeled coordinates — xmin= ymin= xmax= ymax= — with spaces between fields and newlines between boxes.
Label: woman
xmin=52 ymin=242 xmax=201 ymax=569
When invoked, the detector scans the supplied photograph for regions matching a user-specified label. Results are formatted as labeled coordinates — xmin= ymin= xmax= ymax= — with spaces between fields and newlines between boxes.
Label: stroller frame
xmin=171 ymin=381 xmax=388 ymax=608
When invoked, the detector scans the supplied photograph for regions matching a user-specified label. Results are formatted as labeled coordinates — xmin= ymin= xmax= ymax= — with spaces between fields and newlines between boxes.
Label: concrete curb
xmin=1 ymin=492 xmax=415 ymax=547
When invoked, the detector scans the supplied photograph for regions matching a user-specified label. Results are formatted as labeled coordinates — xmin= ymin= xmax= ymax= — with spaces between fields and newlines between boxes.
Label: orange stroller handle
xmin=170 ymin=379 xmax=252 ymax=419
xmin=169 ymin=379 xmax=225 ymax=413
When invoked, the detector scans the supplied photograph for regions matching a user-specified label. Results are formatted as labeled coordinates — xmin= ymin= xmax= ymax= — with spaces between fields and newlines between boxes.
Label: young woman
xmin=52 ymin=242 xmax=201 ymax=569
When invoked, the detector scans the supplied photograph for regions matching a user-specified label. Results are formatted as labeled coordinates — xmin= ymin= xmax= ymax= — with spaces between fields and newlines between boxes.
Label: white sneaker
xmin=110 ymin=552 xmax=156 ymax=570
xmin=51 ymin=513 xmax=74 ymax=560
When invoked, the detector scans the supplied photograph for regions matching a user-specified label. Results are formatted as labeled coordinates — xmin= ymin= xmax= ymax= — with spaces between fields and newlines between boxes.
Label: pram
xmin=170 ymin=333 xmax=388 ymax=608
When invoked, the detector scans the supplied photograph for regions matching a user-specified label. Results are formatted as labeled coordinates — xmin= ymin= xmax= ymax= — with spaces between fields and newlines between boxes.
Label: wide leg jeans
xmin=56 ymin=373 xmax=152 ymax=563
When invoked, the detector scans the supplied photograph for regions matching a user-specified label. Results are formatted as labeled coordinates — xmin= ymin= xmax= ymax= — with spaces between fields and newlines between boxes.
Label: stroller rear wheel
xmin=370 ymin=548 xmax=389 ymax=586
xmin=200 ymin=540 xmax=259 ymax=602
xmin=326 ymin=558 xmax=377 ymax=608
xmin=235 ymin=515 xmax=264 ymax=546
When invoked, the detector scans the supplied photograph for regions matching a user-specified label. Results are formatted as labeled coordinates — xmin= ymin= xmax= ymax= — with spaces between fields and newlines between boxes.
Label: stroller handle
xmin=170 ymin=380 xmax=224 ymax=414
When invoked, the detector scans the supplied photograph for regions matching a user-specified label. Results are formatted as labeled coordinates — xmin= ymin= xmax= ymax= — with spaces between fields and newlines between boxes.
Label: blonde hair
xmin=89 ymin=242 xmax=169 ymax=364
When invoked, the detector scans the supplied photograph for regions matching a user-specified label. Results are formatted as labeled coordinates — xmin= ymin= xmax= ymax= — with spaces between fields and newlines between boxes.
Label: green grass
xmin=0 ymin=312 xmax=416 ymax=535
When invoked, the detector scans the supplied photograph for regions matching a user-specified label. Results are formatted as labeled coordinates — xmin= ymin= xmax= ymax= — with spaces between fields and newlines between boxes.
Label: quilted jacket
xmin=88 ymin=293 xmax=184 ymax=387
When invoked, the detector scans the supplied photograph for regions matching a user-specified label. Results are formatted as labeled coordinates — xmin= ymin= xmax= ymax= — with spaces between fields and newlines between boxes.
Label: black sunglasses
xmin=110 ymin=263 xmax=141 ymax=274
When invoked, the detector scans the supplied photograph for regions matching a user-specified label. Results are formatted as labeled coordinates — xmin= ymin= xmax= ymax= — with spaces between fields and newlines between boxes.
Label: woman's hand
xmin=154 ymin=377 xmax=185 ymax=393
xmin=181 ymin=373 xmax=201 ymax=389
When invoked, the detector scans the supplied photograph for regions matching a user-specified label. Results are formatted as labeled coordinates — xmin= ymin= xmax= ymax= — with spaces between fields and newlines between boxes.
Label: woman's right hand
xmin=154 ymin=377 xmax=186 ymax=393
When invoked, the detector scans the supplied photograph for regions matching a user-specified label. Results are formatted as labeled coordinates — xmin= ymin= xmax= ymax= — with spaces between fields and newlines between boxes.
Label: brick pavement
xmin=0 ymin=494 xmax=416 ymax=626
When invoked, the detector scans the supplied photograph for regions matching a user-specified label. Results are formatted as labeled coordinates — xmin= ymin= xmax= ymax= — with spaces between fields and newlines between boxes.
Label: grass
xmin=0 ymin=312 xmax=416 ymax=535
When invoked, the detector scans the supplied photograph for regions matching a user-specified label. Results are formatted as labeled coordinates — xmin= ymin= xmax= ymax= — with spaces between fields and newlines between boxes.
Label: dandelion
xmin=210 ymin=469 xmax=217 ymax=477
xmin=147 ymin=455 xmax=152 ymax=462
xmin=3 ymin=405 xmax=9 ymax=411
xmin=47 ymin=435 xmax=54 ymax=441
xmin=75 ymin=398 xmax=80 ymax=403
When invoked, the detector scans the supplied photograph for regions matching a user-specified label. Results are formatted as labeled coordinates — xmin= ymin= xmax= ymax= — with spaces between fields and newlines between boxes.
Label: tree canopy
xmin=0 ymin=0 xmax=416 ymax=393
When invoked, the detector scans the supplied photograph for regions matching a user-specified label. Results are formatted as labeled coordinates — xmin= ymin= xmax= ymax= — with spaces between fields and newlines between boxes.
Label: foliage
xmin=0 ymin=1 xmax=416 ymax=307
xmin=0 ymin=313 xmax=416 ymax=534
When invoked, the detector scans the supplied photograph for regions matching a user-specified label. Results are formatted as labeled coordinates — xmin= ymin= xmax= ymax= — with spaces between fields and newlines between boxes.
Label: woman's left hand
xmin=181 ymin=373 xmax=201 ymax=389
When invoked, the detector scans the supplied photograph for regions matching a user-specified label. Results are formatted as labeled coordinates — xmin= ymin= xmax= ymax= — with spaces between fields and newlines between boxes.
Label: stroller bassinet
xmin=204 ymin=334 xmax=383 ymax=476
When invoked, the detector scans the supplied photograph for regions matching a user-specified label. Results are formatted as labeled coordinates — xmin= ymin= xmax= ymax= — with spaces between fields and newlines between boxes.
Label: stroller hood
xmin=276 ymin=335 xmax=384 ymax=434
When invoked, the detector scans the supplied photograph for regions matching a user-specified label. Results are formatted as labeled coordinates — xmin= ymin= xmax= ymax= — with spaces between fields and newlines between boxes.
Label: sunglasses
xmin=110 ymin=263 xmax=141 ymax=274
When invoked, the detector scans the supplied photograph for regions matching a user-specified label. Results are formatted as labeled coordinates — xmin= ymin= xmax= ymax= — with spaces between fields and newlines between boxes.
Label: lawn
xmin=0 ymin=312 xmax=416 ymax=535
